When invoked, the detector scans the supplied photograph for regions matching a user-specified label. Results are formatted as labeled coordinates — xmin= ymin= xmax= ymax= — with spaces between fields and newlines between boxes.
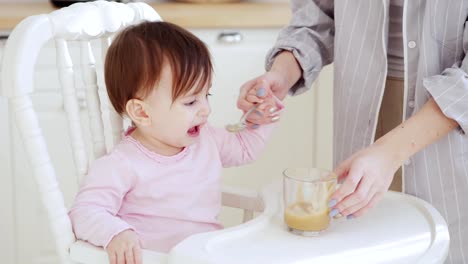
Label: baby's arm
xmin=207 ymin=84 xmax=284 ymax=167
xmin=207 ymin=123 xmax=277 ymax=167
xmin=69 ymin=152 xmax=136 ymax=249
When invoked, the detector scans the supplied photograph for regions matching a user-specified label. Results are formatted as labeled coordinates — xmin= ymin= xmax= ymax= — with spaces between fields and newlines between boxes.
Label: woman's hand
xmin=237 ymin=71 xmax=290 ymax=110
xmin=237 ymin=51 xmax=301 ymax=126
xmin=330 ymin=98 xmax=459 ymax=219
xmin=329 ymin=143 xmax=400 ymax=219
xmin=106 ymin=229 xmax=142 ymax=264
xmin=237 ymin=75 xmax=288 ymax=127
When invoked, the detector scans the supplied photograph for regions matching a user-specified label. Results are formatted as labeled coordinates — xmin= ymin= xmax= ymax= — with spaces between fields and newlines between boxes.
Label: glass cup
xmin=283 ymin=168 xmax=337 ymax=236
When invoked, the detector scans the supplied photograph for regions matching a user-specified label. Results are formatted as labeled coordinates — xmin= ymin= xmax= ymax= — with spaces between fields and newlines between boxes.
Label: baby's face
xmin=141 ymin=64 xmax=212 ymax=153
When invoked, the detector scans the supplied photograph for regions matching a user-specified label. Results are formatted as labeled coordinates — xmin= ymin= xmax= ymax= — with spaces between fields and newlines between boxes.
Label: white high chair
xmin=1 ymin=1 xmax=451 ymax=264
xmin=0 ymin=1 xmax=263 ymax=263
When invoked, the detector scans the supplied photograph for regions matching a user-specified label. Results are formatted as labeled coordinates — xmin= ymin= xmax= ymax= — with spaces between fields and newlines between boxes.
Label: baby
xmin=69 ymin=21 xmax=281 ymax=264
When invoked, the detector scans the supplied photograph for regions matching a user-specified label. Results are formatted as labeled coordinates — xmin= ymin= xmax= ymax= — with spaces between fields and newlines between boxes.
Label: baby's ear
xmin=125 ymin=99 xmax=151 ymax=127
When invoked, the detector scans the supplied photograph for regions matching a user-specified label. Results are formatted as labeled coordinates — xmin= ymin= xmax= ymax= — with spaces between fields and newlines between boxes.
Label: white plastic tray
xmin=169 ymin=182 xmax=449 ymax=264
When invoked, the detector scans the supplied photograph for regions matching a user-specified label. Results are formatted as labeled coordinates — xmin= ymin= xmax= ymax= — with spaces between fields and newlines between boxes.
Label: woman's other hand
xmin=329 ymin=144 xmax=400 ymax=219
xmin=330 ymin=98 xmax=459 ymax=219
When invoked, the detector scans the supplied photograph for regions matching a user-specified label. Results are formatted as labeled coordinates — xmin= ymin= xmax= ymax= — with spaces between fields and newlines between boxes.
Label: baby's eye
xmin=207 ymin=93 xmax=212 ymax=98
xmin=185 ymin=100 xmax=196 ymax=106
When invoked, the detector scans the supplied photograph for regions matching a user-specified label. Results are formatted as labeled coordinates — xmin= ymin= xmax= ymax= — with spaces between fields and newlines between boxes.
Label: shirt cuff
xmin=265 ymin=41 xmax=322 ymax=96
xmin=103 ymin=222 xmax=135 ymax=249
xmin=423 ymin=66 xmax=468 ymax=135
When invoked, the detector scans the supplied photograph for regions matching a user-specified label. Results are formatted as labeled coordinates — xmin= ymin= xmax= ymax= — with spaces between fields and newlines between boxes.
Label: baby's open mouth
xmin=187 ymin=125 xmax=200 ymax=137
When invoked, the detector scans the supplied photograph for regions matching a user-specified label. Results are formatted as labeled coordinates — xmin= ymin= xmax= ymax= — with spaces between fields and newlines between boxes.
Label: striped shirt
xmin=266 ymin=1 xmax=468 ymax=263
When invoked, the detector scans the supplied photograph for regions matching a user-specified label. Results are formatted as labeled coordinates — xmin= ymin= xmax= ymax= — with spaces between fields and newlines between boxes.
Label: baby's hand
xmin=237 ymin=79 xmax=284 ymax=128
xmin=107 ymin=229 xmax=142 ymax=264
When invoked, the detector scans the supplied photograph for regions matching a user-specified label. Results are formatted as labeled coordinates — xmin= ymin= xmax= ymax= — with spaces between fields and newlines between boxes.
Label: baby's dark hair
xmin=104 ymin=21 xmax=213 ymax=115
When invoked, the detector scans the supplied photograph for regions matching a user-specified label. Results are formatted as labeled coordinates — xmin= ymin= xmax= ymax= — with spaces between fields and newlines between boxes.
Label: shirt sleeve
xmin=206 ymin=124 xmax=276 ymax=168
xmin=68 ymin=151 xmax=136 ymax=249
xmin=423 ymin=22 xmax=468 ymax=135
xmin=265 ymin=0 xmax=334 ymax=96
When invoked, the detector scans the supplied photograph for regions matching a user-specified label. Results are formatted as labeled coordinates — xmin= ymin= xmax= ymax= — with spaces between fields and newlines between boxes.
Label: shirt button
xmin=408 ymin=100 xmax=415 ymax=108
xmin=408 ymin=41 xmax=417 ymax=49
xmin=404 ymin=159 xmax=412 ymax=166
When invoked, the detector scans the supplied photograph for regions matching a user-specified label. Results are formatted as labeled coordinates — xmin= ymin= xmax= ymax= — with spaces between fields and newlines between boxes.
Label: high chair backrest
xmin=1 ymin=2 xmax=160 ymax=263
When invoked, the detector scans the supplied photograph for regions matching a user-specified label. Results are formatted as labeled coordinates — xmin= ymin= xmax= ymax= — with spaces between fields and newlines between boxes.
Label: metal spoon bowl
xmin=225 ymin=105 xmax=258 ymax=132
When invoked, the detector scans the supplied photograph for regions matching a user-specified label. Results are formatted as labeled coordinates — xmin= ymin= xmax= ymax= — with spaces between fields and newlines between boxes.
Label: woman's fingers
xmin=238 ymin=77 xmax=283 ymax=126
xmin=246 ymin=94 xmax=264 ymax=104
xmin=349 ymin=191 xmax=384 ymax=218
xmin=245 ymin=120 xmax=260 ymax=129
xmin=245 ymin=81 xmax=271 ymax=105
xmin=237 ymin=79 xmax=257 ymax=111
xmin=251 ymin=82 xmax=268 ymax=98
xmin=245 ymin=106 xmax=281 ymax=125
xmin=337 ymin=176 xmax=374 ymax=217
xmin=333 ymin=160 xmax=350 ymax=184
xmin=238 ymin=78 xmax=274 ymax=110
xmin=331 ymin=162 xmax=364 ymax=205
xmin=245 ymin=110 xmax=267 ymax=125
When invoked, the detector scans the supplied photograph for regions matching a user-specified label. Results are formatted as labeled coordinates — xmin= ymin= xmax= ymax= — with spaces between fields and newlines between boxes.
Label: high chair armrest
xmin=221 ymin=185 xmax=264 ymax=212
xmin=69 ymin=240 xmax=168 ymax=263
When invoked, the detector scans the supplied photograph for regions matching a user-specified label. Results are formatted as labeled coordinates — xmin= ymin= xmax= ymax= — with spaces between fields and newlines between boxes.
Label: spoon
xmin=225 ymin=105 xmax=258 ymax=132
xmin=226 ymin=84 xmax=284 ymax=132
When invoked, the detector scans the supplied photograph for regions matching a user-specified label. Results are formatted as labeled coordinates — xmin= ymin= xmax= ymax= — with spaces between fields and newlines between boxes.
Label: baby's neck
xmin=130 ymin=128 xmax=184 ymax=156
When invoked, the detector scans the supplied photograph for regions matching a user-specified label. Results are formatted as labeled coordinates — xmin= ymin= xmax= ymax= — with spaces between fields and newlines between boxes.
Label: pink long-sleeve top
xmin=69 ymin=123 xmax=274 ymax=252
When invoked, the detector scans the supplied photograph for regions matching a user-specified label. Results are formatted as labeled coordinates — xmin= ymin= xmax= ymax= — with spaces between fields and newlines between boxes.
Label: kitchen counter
xmin=0 ymin=2 xmax=291 ymax=31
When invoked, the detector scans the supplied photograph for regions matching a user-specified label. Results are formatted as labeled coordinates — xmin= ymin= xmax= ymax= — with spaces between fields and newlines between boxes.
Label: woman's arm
xmin=331 ymin=98 xmax=458 ymax=218
xmin=237 ymin=0 xmax=335 ymax=124
xmin=376 ymin=98 xmax=458 ymax=168
xmin=268 ymin=51 xmax=303 ymax=99
xmin=331 ymin=17 xmax=468 ymax=218
xmin=265 ymin=0 xmax=335 ymax=96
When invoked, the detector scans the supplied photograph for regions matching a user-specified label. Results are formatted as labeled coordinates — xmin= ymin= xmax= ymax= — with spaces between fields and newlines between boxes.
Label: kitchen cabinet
xmin=0 ymin=28 xmax=333 ymax=264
